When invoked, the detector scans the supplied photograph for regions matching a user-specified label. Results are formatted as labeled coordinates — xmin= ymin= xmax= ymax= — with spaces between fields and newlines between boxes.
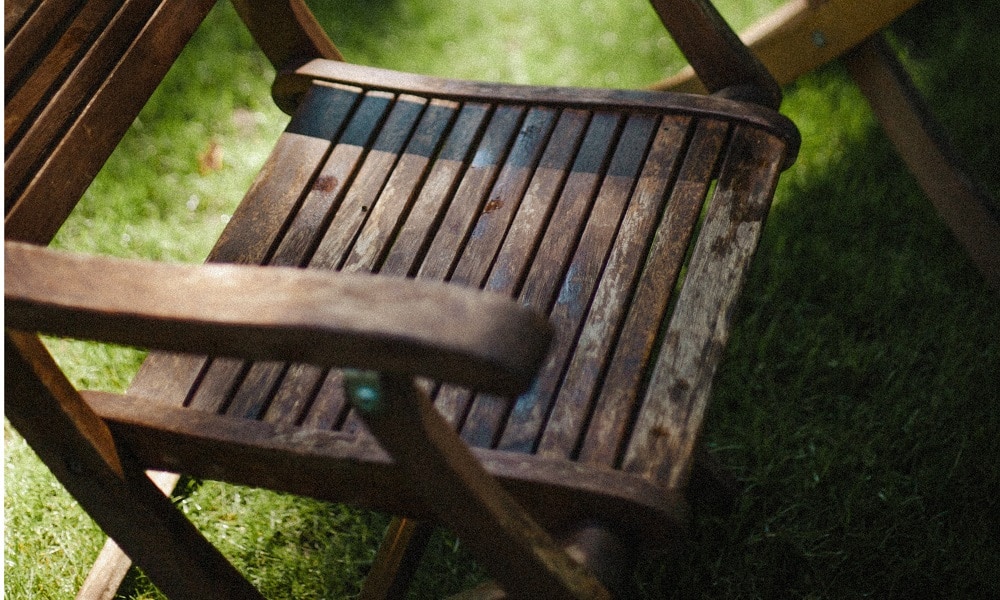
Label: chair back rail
xmin=4 ymin=0 xmax=215 ymax=244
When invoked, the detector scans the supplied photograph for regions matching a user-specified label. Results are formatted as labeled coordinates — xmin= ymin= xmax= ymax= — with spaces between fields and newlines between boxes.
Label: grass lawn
xmin=5 ymin=0 xmax=999 ymax=598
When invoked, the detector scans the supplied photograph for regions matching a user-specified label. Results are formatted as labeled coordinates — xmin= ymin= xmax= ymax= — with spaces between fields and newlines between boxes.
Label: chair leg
xmin=346 ymin=372 xmax=611 ymax=599
xmin=76 ymin=471 xmax=182 ymax=600
xmin=359 ymin=517 xmax=435 ymax=600
xmin=446 ymin=524 xmax=633 ymax=600
xmin=844 ymin=33 xmax=1000 ymax=293
xmin=7 ymin=332 xmax=264 ymax=600
xmin=556 ymin=523 xmax=631 ymax=595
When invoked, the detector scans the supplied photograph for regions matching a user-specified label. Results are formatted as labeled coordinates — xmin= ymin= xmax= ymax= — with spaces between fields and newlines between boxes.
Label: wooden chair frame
xmin=6 ymin=1 xmax=800 ymax=598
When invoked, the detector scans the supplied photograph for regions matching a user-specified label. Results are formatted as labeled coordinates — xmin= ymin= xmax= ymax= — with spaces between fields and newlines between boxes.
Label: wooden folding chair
xmin=5 ymin=1 xmax=799 ymax=597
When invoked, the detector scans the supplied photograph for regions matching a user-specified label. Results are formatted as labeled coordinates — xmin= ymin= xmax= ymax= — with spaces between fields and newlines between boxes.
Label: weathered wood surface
xmin=22 ymin=64 xmax=795 ymax=543
xmin=231 ymin=0 xmax=343 ymax=87
xmin=75 ymin=470 xmax=181 ymax=600
xmin=6 ymin=1 xmax=801 ymax=597
xmin=357 ymin=518 xmax=435 ymax=600
xmin=348 ymin=372 xmax=612 ymax=600
xmin=647 ymin=0 xmax=782 ymax=107
xmin=623 ymin=126 xmax=787 ymax=488
xmin=79 ymin=390 xmax=689 ymax=538
xmin=5 ymin=240 xmax=552 ymax=398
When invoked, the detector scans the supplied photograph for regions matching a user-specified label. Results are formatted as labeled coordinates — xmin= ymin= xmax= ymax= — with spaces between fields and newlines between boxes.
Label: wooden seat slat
xmin=4 ymin=0 xmax=81 ymax=91
xmin=576 ymin=118 xmax=729 ymax=467
xmin=226 ymin=361 xmax=288 ymax=420
xmin=481 ymin=109 xmax=592 ymax=295
xmin=459 ymin=111 xmax=627 ymax=447
xmin=416 ymin=104 xmax=526 ymax=282
xmin=266 ymin=84 xmax=368 ymax=268
xmin=261 ymin=363 xmax=329 ymax=426
xmin=189 ymin=87 xmax=391 ymax=416
xmin=346 ymin=98 xmax=461 ymax=273
xmin=186 ymin=357 xmax=247 ymax=413
xmin=380 ymin=102 xmax=494 ymax=277
xmin=534 ymin=115 xmax=697 ymax=460
xmin=4 ymin=0 xmax=45 ymax=40
xmin=299 ymin=368 xmax=354 ymax=431
xmin=448 ymin=106 xmax=559 ymax=290
xmin=311 ymin=94 xmax=429 ymax=270
xmin=5 ymin=0 xmax=144 ymax=198
xmin=622 ymin=125 xmax=788 ymax=487
xmin=497 ymin=113 xmax=663 ymax=453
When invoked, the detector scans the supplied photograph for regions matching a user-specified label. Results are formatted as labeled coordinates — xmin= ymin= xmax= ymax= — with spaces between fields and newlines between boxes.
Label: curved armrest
xmin=4 ymin=242 xmax=551 ymax=397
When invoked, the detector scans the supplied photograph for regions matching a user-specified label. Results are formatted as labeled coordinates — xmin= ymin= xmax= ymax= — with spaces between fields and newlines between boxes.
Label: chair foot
xmin=359 ymin=517 xmax=435 ymax=600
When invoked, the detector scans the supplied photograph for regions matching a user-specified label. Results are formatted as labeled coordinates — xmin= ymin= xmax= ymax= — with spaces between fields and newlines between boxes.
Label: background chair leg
xmin=844 ymin=34 xmax=1000 ymax=293
xmin=359 ymin=517 xmax=435 ymax=600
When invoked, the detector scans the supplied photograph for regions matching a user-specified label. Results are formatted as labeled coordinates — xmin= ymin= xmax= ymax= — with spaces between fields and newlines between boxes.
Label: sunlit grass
xmin=6 ymin=0 xmax=999 ymax=598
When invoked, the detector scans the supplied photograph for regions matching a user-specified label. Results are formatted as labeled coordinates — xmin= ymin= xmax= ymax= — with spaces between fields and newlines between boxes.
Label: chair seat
xmin=95 ymin=59 xmax=798 ymax=544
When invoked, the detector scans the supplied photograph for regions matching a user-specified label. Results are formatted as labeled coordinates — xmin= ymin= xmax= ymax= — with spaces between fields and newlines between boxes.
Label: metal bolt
xmin=344 ymin=370 xmax=384 ymax=414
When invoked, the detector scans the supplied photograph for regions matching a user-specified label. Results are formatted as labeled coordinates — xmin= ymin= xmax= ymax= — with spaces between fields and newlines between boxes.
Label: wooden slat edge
xmin=273 ymin=59 xmax=800 ymax=158
xmin=4 ymin=0 xmax=216 ymax=244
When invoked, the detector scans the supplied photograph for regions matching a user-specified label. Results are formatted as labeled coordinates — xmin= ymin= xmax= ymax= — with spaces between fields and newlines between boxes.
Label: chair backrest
xmin=4 ymin=0 xmax=216 ymax=245
xmin=231 ymin=0 xmax=782 ymax=112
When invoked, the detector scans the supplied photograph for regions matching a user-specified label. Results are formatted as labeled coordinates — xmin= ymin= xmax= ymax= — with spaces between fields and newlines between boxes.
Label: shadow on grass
xmin=628 ymin=58 xmax=1000 ymax=597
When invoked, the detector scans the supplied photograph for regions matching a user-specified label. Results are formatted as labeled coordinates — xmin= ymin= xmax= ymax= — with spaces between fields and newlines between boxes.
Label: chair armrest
xmin=4 ymin=242 xmax=551 ymax=397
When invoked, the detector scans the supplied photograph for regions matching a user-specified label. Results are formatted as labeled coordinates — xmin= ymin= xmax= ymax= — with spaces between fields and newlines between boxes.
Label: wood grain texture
xmin=647 ymin=0 xmax=782 ymax=107
xmin=7 ymin=3 xmax=803 ymax=593
xmin=654 ymin=0 xmax=921 ymax=93
xmin=82 ymin=390 xmax=689 ymax=542
xmin=575 ymin=118 xmax=729 ymax=467
xmin=276 ymin=59 xmax=799 ymax=147
xmin=497 ymin=113 xmax=660 ymax=454
xmin=622 ymin=125 xmax=789 ymax=488
xmin=5 ymin=241 xmax=552 ymax=397
xmin=6 ymin=0 xmax=163 ymax=203
xmin=5 ymin=0 xmax=216 ymax=244
xmin=231 ymin=0 xmax=343 ymax=104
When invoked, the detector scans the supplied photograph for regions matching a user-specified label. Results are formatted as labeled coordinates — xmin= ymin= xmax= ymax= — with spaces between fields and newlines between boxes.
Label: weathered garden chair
xmin=5 ymin=1 xmax=799 ymax=597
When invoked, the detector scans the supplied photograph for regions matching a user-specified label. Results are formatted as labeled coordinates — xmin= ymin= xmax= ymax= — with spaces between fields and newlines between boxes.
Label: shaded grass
xmin=5 ymin=0 xmax=999 ymax=598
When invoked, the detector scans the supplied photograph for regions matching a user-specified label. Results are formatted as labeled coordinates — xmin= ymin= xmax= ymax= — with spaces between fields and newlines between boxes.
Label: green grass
xmin=6 ymin=0 xmax=1000 ymax=598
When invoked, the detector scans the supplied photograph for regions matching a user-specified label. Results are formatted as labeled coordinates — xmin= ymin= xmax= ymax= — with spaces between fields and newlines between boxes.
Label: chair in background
xmin=656 ymin=0 xmax=1000 ymax=292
